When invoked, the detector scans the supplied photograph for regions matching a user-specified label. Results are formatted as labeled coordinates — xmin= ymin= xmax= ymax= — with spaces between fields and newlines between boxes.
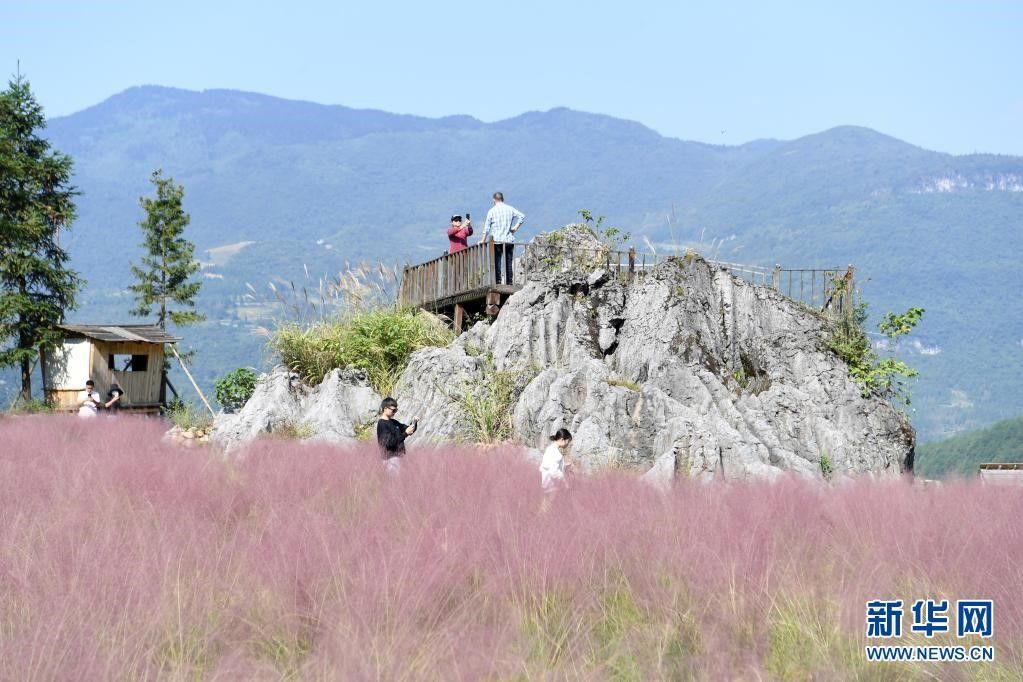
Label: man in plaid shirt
xmin=481 ymin=191 xmax=525 ymax=284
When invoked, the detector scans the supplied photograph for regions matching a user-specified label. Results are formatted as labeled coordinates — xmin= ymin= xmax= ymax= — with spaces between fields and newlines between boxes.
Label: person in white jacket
xmin=540 ymin=428 xmax=574 ymax=492
xmin=77 ymin=379 xmax=101 ymax=418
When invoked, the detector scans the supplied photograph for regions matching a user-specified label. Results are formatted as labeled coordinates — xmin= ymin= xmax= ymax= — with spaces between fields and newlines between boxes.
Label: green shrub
xmin=266 ymin=420 xmax=315 ymax=440
xmin=271 ymin=307 xmax=454 ymax=396
xmin=607 ymin=378 xmax=640 ymax=392
xmin=165 ymin=398 xmax=213 ymax=432
xmin=353 ymin=418 xmax=377 ymax=441
xmin=820 ymin=453 xmax=833 ymax=481
xmin=9 ymin=398 xmax=53 ymax=414
xmin=452 ymin=354 xmax=535 ymax=444
xmin=825 ymin=284 xmax=924 ymax=407
xmin=213 ymin=367 xmax=258 ymax=411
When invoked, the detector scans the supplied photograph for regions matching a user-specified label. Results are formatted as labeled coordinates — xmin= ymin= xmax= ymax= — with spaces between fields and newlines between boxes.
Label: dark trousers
xmin=494 ymin=242 xmax=514 ymax=284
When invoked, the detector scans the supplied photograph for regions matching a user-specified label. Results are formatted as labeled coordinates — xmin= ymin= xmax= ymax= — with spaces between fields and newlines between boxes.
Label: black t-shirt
xmin=376 ymin=418 xmax=408 ymax=458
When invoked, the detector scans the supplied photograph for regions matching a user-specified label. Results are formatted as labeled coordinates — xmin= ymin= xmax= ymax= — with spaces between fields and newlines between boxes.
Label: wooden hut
xmin=42 ymin=324 xmax=181 ymax=413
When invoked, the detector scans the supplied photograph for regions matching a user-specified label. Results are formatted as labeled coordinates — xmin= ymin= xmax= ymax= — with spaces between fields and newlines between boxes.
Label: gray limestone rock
xmin=226 ymin=226 xmax=913 ymax=483
xmin=395 ymin=226 xmax=914 ymax=483
xmin=212 ymin=368 xmax=304 ymax=452
xmin=212 ymin=367 xmax=380 ymax=453
xmin=303 ymin=368 xmax=381 ymax=444
xmin=640 ymin=450 xmax=677 ymax=490
xmin=393 ymin=345 xmax=484 ymax=442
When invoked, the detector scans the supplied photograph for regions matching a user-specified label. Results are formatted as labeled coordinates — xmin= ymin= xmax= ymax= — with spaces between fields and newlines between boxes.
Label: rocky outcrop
xmin=396 ymin=225 xmax=914 ymax=481
xmin=212 ymin=367 xmax=380 ymax=452
xmin=216 ymin=225 xmax=914 ymax=482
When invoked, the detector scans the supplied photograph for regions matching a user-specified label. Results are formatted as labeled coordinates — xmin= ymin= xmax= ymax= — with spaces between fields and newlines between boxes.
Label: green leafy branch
xmin=578 ymin=209 xmax=631 ymax=250
xmin=826 ymin=290 xmax=924 ymax=407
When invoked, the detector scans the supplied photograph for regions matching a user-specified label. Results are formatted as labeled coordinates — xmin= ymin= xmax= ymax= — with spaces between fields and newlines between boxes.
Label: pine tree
xmin=0 ymin=75 xmax=83 ymax=403
xmin=129 ymin=169 xmax=205 ymax=329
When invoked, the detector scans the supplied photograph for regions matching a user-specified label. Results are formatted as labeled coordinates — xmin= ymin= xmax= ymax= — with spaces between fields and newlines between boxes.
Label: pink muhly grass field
xmin=1 ymin=416 xmax=1021 ymax=680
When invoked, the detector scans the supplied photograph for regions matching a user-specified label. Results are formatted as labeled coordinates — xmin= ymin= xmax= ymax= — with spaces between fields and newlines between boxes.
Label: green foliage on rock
xmin=213 ymin=367 xmax=258 ymax=411
xmin=455 ymin=353 xmax=530 ymax=444
xmin=271 ymin=307 xmax=453 ymax=396
xmin=819 ymin=453 xmax=833 ymax=481
xmin=0 ymin=75 xmax=82 ymax=402
xmin=165 ymin=398 xmax=213 ymax=432
xmin=826 ymin=281 xmax=924 ymax=407
xmin=578 ymin=208 xmax=631 ymax=250
xmin=129 ymin=169 xmax=205 ymax=329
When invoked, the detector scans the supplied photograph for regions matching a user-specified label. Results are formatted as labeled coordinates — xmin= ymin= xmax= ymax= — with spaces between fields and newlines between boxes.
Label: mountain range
xmin=4 ymin=85 xmax=1021 ymax=444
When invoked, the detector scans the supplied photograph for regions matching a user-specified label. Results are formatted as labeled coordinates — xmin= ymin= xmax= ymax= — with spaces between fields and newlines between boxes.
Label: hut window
xmin=108 ymin=354 xmax=149 ymax=372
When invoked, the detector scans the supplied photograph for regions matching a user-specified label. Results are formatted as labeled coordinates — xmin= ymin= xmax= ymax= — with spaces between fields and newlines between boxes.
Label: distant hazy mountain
xmin=5 ymin=86 xmax=1020 ymax=441
xmin=917 ymin=414 xmax=1023 ymax=478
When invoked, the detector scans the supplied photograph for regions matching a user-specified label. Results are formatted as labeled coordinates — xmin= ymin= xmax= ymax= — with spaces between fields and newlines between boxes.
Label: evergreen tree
xmin=0 ymin=75 xmax=82 ymax=403
xmin=129 ymin=169 xmax=204 ymax=329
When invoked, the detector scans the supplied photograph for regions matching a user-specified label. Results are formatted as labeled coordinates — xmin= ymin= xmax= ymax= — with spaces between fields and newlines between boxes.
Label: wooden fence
xmin=398 ymin=241 xmax=853 ymax=317
xmin=398 ymin=241 xmax=527 ymax=310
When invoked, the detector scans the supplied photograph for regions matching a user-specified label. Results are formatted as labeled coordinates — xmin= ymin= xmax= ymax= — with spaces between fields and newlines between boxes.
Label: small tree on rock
xmin=0 ymin=75 xmax=83 ymax=403
xmin=129 ymin=169 xmax=204 ymax=330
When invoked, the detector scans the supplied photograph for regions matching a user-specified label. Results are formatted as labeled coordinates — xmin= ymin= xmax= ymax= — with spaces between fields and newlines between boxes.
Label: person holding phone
xmin=376 ymin=397 xmax=418 ymax=472
xmin=77 ymin=379 xmax=102 ymax=418
xmin=447 ymin=213 xmax=473 ymax=253
xmin=106 ymin=383 xmax=125 ymax=412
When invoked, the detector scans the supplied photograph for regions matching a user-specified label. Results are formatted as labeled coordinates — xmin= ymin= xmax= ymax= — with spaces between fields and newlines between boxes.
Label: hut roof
xmin=55 ymin=324 xmax=181 ymax=344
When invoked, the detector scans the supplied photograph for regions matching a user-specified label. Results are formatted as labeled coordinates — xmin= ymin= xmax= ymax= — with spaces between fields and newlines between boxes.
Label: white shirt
xmin=78 ymin=390 xmax=100 ymax=417
xmin=482 ymin=202 xmax=525 ymax=242
xmin=539 ymin=443 xmax=565 ymax=489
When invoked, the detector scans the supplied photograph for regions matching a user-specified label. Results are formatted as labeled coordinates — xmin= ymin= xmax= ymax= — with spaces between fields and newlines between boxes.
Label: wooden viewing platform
xmin=397 ymin=242 xmax=528 ymax=332
xmin=398 ymin=240 xmax=853 ymax=333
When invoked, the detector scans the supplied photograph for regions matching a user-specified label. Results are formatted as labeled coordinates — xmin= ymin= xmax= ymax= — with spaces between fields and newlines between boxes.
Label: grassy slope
xmin=917 ymin=413 xmax=1023 ymax=478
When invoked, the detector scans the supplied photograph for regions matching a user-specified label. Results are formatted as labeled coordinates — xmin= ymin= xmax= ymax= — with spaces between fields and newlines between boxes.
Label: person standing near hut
xmin=481 ymin=192 xmax=525 ymax=285
xmin=77 ymin=380 xmax=101 ymax=418
xmin=105 ymin=383 xmax=124 ymax=412
xmin=376 ymin=397 xmax=418 ymax=473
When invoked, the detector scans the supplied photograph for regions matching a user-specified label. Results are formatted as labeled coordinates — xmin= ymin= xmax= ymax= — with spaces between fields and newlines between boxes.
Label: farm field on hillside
xmin=1 ymin=417 xmax=1020 ymax=680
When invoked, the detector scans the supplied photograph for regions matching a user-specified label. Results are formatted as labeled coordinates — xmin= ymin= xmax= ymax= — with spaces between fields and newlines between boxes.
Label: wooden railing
xmin=398 ymin=241 xmax=853 ymax=317
xmin=398 ymin=241 xmax=528 ymax=310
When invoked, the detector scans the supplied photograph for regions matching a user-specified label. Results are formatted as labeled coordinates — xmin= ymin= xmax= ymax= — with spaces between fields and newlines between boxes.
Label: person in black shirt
xmin=106 ymin=383 xmax=124 ymax=412
xmin=376 ymin=396 xmax=418 ymax=471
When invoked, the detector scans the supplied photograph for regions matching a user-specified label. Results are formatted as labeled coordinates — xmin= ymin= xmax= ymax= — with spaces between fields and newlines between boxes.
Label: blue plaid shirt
xmin=482 ymin=202 xmax=525 ymax=242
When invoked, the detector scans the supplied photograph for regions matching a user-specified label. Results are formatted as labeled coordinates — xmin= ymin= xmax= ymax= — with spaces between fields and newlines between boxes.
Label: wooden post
xmin=453 ymin=303 xmax=466 ymax=335
xmin=487 ymin=239 xmax=497 ymax=286
xmin=485 ymin=291 xmax=501 ymax=316
xmin=772 ymin=264 xmax=781 ymax=291
xmin=168 ymin=344 xmax=215 ymax=417
xmin=844 ymin=265 xmax=855 ymax=314
xmin=628 ymin=247 xmax=636 ymax=283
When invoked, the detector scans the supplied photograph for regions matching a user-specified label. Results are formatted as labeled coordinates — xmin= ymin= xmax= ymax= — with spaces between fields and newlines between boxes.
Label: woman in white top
xmin=539 ymin=428 xmax=573 ymax=491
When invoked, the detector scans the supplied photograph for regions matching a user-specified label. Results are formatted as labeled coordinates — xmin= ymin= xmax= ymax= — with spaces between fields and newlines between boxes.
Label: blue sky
xmin=5 ymin=1 xmax=1022 ymax=155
